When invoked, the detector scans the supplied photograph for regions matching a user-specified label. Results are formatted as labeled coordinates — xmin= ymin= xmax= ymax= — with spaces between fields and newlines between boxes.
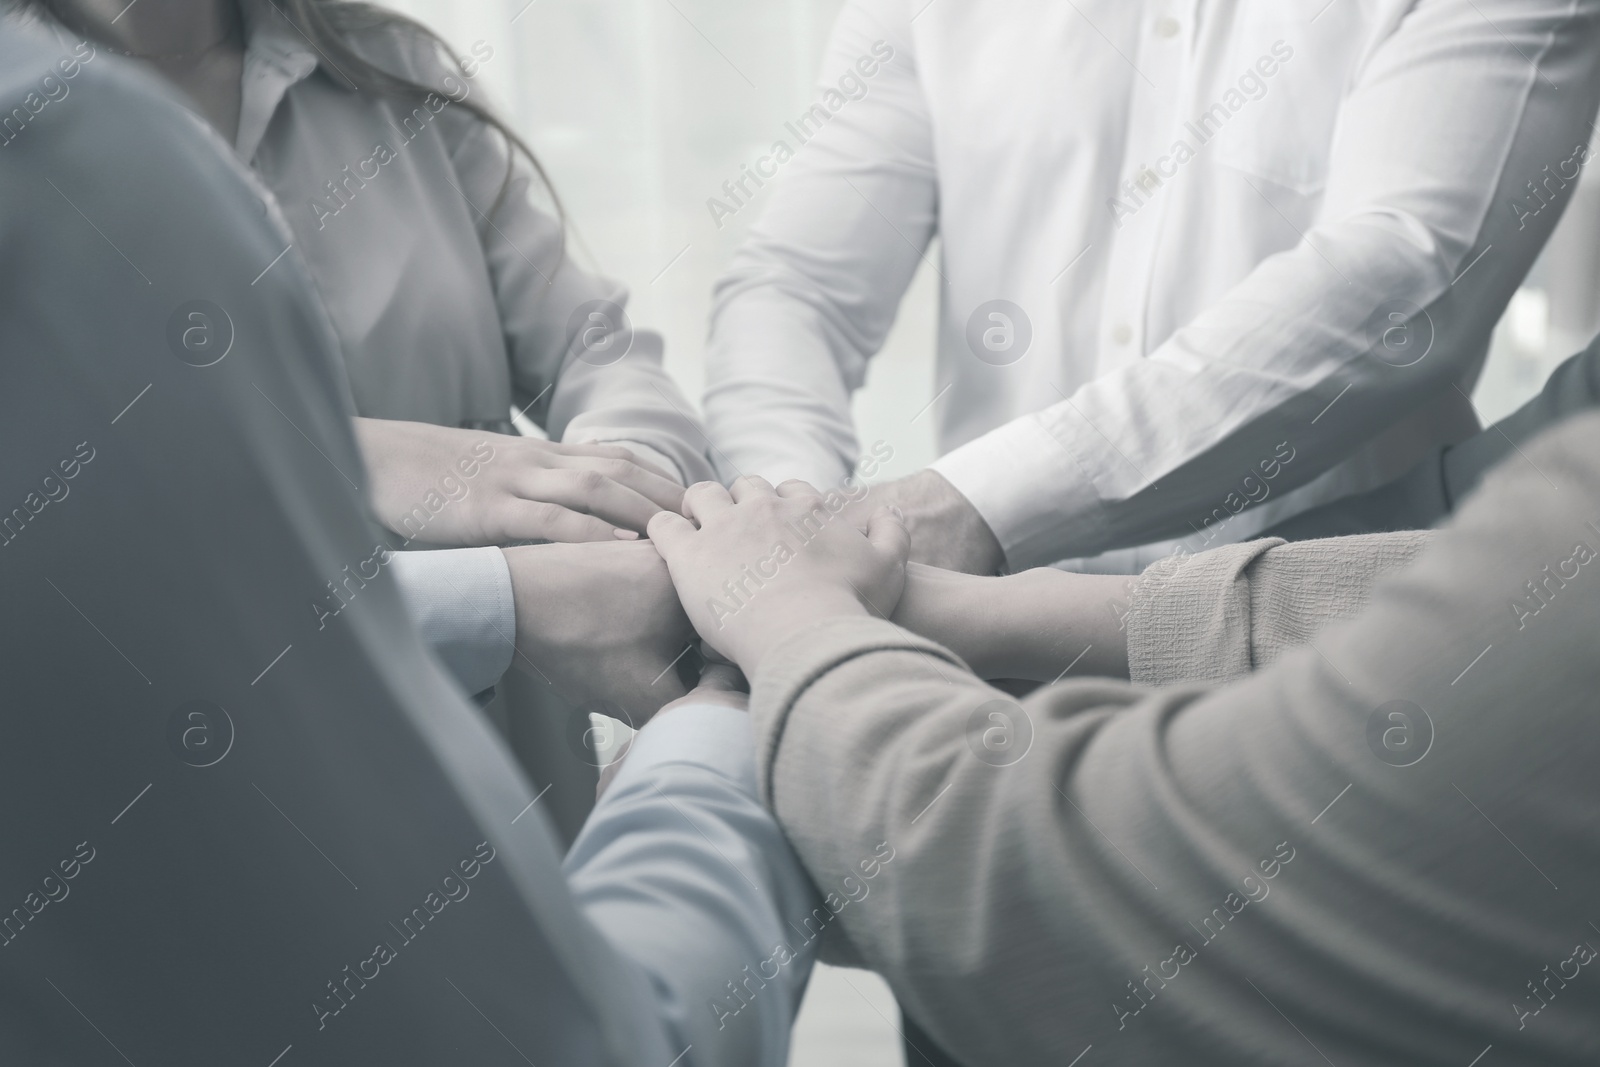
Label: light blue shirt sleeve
xmin=565 ymin=703 xmax=824 ymax=1067
xmin=388 ymin=546 xmax=516 ymax=696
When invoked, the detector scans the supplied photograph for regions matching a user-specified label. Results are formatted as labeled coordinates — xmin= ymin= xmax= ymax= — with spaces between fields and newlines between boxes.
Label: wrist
xmin=719 ymin=587 xmax=867 ymax=674
xmin=503 ymin=545 xmax=577 ymax=659
xmin=885 ymin=470 xmax=1004 ymax=575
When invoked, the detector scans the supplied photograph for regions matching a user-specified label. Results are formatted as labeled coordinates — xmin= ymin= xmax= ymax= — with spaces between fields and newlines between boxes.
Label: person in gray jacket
xmin=648 ymin=410 xmax=1600 ymax=1064
xmin=11 ymin=0 xmax=725 ymax=842
xmin=0 ymin=26 xmax=817 ymax=1066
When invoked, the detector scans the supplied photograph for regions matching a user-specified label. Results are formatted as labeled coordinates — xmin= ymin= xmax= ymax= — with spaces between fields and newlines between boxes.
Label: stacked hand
xmin=503 ymin=540 xmax=695 ymax=720
xmin=356 ymin=417 xmax=685 ymax=546
xmin=648 ymin=477 xmax=911 ymax=671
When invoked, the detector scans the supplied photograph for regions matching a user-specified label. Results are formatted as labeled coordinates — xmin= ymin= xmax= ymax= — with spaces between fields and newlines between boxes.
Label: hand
xmin=648 ymin=477 xmax=911 ymax=672
xmin=503 ymin=540 xmax=695 ymax=722
xmin=356 ymin=417 xmax=685 ymax=546
xmin=841 ymin=469 xmax=1004 ymax=575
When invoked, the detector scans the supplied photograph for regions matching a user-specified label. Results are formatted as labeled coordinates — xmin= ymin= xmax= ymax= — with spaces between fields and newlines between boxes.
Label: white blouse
xmin=231 ymin=0 xmax=713 ymax=483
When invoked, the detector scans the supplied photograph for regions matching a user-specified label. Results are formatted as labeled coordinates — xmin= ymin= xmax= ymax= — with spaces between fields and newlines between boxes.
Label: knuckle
xmin=526 ymin=500 xmax=563 ymax=526
xmin=572 ymin=468 xmax=608 ymax=493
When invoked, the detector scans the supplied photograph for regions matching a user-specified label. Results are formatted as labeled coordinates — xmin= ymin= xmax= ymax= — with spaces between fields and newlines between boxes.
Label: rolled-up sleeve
xmin=1125 ymin=532 xmax=1432 ymax=686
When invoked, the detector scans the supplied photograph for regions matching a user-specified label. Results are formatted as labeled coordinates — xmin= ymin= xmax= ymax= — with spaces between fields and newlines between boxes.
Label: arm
xmin=930 ymin=0 xmax=1600 ymax=569
xmin=649 ymin=438 xmax=1600 ymax=1064
xmin=566 ymin=699 xmax=822 ymax=1067
xmin=702 ymin=0 xmax=935 ymax=487
xmin=889 ymin=530 xmax=1431 ymax=686
xmin=443 ymin=98 xmax=716 ymax=486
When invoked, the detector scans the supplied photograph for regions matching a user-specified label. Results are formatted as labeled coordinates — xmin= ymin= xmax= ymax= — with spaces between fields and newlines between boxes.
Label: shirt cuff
xmin=388 ymin=546 xmax=516 ymax=696
xmin=930 ymin=413 xmax=1108 ymax=570
xmin=607 ymin=702 xmax=758 ymax=796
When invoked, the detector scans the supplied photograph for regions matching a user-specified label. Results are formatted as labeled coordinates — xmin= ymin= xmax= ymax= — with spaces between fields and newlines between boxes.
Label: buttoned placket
xmin=1096 ymin=0 xmax=1201 ymax=375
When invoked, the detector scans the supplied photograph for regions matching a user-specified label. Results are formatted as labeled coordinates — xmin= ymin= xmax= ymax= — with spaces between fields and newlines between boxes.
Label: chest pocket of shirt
xmin=1211 ymin=0 xmax=1369 ymax=197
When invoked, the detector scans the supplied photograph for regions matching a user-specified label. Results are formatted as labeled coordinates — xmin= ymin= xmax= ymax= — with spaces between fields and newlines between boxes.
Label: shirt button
xmin=1154 ymin=15 xmax=1181 ymax=38
xmin=1110 ymin=323 xmax=1133 ymax=345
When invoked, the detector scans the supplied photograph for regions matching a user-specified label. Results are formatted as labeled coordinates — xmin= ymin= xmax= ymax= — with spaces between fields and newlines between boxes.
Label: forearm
xmin=891 ymin=563 xmax=1129 ymax=681
xmin=703 ymin=290 xmax=863 ymax=488
xmin=893 ymin=528 xmax=1433 ymax=687
xmin=703 ymin=0 xmax=931 ymax=488
xmin=552 ymin=330 xmax=717 ymax=486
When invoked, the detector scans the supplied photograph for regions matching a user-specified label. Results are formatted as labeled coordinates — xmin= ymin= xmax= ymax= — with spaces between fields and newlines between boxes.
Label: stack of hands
xmin=358 ymin=418 xmax=1131 ymax=725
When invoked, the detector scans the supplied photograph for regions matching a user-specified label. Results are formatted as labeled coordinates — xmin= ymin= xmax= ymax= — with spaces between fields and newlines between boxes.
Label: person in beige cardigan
xmin=647 ymin=412 xmax=1600 ymax=1066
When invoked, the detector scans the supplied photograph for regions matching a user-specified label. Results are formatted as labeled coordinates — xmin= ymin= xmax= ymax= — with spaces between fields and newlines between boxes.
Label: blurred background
xmin=375 ymin=1 xmax=1600 ymax=1062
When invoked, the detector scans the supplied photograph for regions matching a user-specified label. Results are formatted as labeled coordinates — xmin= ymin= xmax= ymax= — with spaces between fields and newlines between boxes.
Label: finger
xmin=682 ymin=481 xmax=735 ymax=525
xmin=646 ymin=510 xmax=697 ymax=554
xmin=540 ymin=439 xmax=635 ymax=460
xmin=516 ymin=468 xmax=665 ymax=532
xmin=500 ymin=499 xmax=631 ymax=543
xmin=551 ymin=438 xmax=677 ymax=482
xmin=696 ymin=661 xmax=748 ymax=693
xmin=548 ymin=454 xmax=686 ymax=513
xmin=729 ymin=475 xmax=775 ymax=503
xmin=775 ymin=478 xmax=823 ymax=500
xmin=865 ymin=505 xmax=911 ymax=566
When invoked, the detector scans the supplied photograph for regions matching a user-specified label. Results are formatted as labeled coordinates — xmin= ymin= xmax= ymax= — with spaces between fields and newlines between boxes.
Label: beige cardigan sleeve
xmin=748 ymin=413 xmax=1600 ymax=1067
xmin=1124 ymin=532 xmax=1433 ymax=686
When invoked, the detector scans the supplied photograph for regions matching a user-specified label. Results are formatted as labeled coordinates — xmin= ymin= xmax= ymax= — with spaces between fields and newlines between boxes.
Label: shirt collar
xmin=234 ymin=0 xmax=322 ymax=160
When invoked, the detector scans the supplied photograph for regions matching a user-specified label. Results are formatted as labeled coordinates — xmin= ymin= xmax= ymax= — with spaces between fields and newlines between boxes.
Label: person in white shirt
xmin=703 ymin=0 xmax=1600 ymax=576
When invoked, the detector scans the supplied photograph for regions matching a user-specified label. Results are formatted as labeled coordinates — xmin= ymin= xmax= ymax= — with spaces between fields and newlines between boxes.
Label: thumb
xmin=865 ymin=505 xmax=911 ymax=566
xmin=646 ymin=509 xmax=696 ymax=557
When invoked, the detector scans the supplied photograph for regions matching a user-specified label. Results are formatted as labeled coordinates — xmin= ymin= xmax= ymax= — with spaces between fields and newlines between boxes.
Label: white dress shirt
xmin=705 ymin=0 xmax=1600 ymax=571
xmin=389 ymin=548 xmax=517 ymax=696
